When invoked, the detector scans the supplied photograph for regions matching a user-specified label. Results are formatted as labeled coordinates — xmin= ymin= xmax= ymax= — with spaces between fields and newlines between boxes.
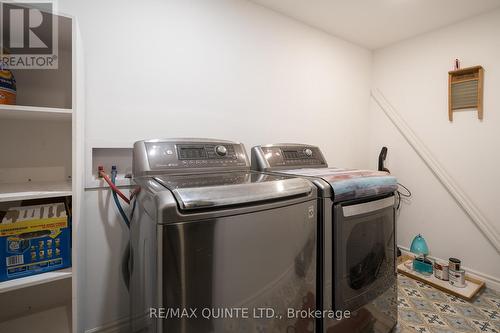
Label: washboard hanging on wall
xmin=448 ymin=66 xmax=484 ymax=121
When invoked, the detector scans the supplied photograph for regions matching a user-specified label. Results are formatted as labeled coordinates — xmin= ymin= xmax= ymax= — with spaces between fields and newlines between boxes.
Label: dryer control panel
xmin=133 ymin=139 xmax=249 ymax=176
xmin=251 ymin=144 xmax=328 ymax=171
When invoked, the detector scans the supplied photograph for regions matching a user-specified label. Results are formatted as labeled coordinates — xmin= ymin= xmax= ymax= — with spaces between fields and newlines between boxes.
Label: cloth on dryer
xmin=281 ymin=168 xmax=398 ymax=202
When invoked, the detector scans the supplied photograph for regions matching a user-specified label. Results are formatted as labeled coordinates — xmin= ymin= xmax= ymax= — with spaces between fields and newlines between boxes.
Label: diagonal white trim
xmin=371 ymin=88 xmax=500 ymax=254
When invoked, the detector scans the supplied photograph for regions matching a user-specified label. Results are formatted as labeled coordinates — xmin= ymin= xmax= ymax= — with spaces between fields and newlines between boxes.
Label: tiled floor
xmin=396 ymin=273 xmax=500 ymax=333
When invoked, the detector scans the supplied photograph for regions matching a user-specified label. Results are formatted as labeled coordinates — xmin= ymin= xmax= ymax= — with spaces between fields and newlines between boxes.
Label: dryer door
xmin=156 ymin=199 xmax=317 ymax=333
xmin=333 ymin=196 xmax=396 ymax=313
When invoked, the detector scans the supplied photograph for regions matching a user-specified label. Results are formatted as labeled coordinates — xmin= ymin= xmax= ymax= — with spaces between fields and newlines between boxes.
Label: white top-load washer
xmin=252 ymin=144 xmax=398 ymax=333
xmin=130 ymin=139 xmax=320 ymax=333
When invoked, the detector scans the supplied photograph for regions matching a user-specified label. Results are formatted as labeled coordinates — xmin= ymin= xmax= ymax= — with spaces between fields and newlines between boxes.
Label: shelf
xmin=397 ymin=259 xmax=484 ymax=301
xmin=0 ymin=181 xmax=72 ymax=202
xmin=0 ymin=105 xmax=72 ymax=121
xmin=0 ymin=268 xmax=72 ymax=294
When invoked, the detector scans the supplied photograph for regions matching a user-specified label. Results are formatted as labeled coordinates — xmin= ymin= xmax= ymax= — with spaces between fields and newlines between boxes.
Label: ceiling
xmin=250 ymin=0 xmax=500 ymax=49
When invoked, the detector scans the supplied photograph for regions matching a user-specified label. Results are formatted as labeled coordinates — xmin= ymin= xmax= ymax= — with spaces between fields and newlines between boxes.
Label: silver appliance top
xmin=154 ymin=171 xmax=312 ymax=210
xmin=251 ymin=143 xmax=328 ymax=171
xmin=132 ymin=139 xmax=315 ymax=210
xmin=133 ymin=138 xmax=249 ymax=177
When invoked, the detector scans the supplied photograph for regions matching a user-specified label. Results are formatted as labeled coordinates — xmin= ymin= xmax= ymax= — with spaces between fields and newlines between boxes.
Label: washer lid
xmin=280 ymin=168 xmax=397 ymax=202
xmin=153 ymin=171 xmax=313 ymax=210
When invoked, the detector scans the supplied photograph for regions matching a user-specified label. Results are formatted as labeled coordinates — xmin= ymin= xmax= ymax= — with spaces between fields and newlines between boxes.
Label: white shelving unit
xmin=0 ymin=268 xmax=72 ymax=294
xmin=0 ymin=105 xmax=72 ymax=121
xmin=0 ymin=12 xmax=82 ymax=333
xmin=0 ymin=180 xmax=72 ymax=202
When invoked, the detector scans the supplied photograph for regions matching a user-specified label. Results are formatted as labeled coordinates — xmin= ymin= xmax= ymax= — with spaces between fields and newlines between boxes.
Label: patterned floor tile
xmin=428 ymin=327 xmax=462 ymax=333
xmin=433 ymin=302 xmax=458 ymax=315
xmin=444 ymin=293 xmax=468 ymax=305
xmin=420 ymin=312 xmax=448 ymax=328
xmin=406 ymin=324 xmax=431 ymax=332
xmin=453 ymin=304 xmax=487 ymax=320
xmin=444 ymin=315 xmax=477 ymax=332
xmin=474 ymin=297 xmax=495 ymax=309
xmin=399 ymin=309 xmax=425 ymax=325
xmin=410 ymin=298 xmax=437 ymax=312
xmin=399 ymin=296 xmax=413 ymax=309
xmin=487 ymin=298 xmax=500 ymax=309
xmin=403 ymin=287 xmax=425 ymax=299
xmin=399 ymin=277 xmax=419 ymax=288
xmin=395 ymin=322 xmax=417 ymax=333
xmin=421 ymin=289 xmax=449 ymax=302
xmin=396 ymin=274 xmax=499 ymax=333
xmin=480 ymin=309 xmax=500 ymax=321
xmin=415 ymin=280 xmax=435 ymax=290
xmin=469 ymin=319 xmax=500 ymax=333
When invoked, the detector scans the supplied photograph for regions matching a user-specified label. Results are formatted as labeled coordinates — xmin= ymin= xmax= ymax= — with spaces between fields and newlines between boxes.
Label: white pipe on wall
xmin=371 ymin=88 xmax=500 ymax=254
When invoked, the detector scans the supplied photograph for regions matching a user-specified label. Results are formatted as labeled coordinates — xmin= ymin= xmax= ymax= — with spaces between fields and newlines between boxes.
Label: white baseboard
xmin=84 ymin=316 xmax=129 ymax=333
xmin=399 ymin=246 xmax=500 ymax=292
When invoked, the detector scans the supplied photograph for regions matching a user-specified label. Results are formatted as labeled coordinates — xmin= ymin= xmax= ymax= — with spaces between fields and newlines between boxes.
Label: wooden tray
xmin=397 ymin=259 xmax=485 ymax=301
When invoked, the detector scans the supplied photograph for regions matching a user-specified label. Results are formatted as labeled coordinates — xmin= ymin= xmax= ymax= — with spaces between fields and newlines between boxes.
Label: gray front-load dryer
xmin=252 ymin=144 xmax=398 ymax=333
xmin=130 ymin=139 xmax=318 ymax=333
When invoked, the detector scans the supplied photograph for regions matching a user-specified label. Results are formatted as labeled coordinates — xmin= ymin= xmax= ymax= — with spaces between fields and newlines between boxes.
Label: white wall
xmin=58 ymin=0 xmax=372 ymax=331
xmin=63 ymin=0 xmax=372 ymax=166
xmin=369 ymin=9 xmax=500 ymax=287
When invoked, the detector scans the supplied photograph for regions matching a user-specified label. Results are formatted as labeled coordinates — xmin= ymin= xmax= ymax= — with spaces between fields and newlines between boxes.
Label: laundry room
xmin=0 ymin=0 xmax=499 ymax=332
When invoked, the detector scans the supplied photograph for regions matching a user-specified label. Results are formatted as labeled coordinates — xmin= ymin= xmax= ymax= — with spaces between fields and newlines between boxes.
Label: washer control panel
xmin=251 ymin=144 xmax=328 ymax=170
xmin=177 ymin=144 xmax=236 ymax=160
xmin=133 ymin=139 xmax=249 ymax=176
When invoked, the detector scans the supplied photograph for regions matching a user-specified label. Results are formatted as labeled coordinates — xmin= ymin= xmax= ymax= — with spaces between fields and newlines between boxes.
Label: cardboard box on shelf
xmin=0 ymin=203 xmax=71 ymax=282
